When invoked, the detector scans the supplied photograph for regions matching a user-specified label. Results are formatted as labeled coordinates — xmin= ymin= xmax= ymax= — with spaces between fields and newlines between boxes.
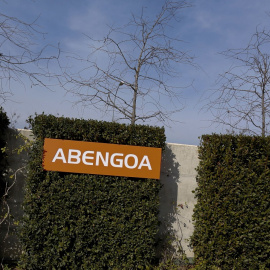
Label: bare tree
xmin=62 ymin=0 xmax=195 ymax=125
xmin=0 ymin=7 xmax=60 ymax=265
xmin=206 ymin=28 xmax=270 ymax=137
xmin=0 ymin=10 xmax=60 ymax=103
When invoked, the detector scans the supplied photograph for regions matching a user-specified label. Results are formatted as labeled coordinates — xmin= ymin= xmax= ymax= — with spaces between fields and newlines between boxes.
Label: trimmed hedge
xmin=191 ymin=134 xmax=270 ymax=269
xmin=19 ymin=114 xmax=166 ymax=269
xmin=0 ymin=107 xmax=10 ymax=198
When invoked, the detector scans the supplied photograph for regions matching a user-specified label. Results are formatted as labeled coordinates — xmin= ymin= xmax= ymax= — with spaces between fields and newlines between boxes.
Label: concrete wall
xmin=159 ymin=143 xmax=198 ymax=258
xmin=0 ymin=130 xmax=198 ymax=261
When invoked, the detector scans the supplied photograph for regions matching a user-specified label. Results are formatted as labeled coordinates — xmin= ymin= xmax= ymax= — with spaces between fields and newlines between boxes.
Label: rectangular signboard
xmin=43 ymin=138 xmax=162 ymax=179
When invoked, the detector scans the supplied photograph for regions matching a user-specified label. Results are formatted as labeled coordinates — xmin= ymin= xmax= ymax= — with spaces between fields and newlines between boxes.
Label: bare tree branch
xmin=205 ymin=28 xmax=270 ymax=136
xmin=0 ymin=10 xmax=61 ymax=103
xmin=62 ymin=0 xmax=196 ymax=126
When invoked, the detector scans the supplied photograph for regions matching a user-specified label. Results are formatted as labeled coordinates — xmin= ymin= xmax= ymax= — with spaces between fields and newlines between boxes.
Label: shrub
xmin=19 ymin=114 xmax=166 ymax=269
xmin=191 ymin=134 xmax=270 ymax=269
xmin=0 ymin=107 xmax=10 ymax=200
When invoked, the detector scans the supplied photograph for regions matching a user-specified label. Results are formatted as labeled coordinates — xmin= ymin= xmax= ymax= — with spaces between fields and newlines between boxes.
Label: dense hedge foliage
xmin=19 ymin=114 xmax=166 ymax=269
xmin=191 ymin=134 xmax=270 ymax=269
xmin=0 ymin=107 xmax=10 ymax=198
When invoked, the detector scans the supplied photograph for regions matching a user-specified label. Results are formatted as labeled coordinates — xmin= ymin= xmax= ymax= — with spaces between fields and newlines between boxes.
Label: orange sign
xmin=43 ymin=138 xmax=162 ymax=179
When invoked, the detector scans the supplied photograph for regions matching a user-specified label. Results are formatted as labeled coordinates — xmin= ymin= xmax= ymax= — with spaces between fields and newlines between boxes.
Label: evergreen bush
xmin=191 ymin=134 xmax=270 ymax=269
xmin=19 ymin=114 xmax=166 ymax=269
xmin=0 ymin=107 xmax=10 ymax=199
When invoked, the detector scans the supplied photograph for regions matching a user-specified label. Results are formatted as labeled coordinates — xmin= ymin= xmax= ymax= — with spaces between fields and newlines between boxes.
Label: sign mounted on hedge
xmin=43 ymin=138 xmax=162 ymax=179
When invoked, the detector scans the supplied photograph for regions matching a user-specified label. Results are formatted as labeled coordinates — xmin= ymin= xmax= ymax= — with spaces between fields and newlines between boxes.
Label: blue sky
xmin=1 ymin=0 xmax=270 ymax=145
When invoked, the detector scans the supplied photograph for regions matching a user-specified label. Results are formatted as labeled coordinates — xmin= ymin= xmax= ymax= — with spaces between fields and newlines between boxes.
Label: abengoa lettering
xmin=52 ymin=149 xmax=152 ymax=170
xmin=43 ymin=138 xmax=162 ymax=179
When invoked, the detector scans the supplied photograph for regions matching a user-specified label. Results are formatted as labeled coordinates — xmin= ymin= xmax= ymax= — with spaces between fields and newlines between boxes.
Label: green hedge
xmin=191 ymin=134 xmax=270 ymax=269
xmin=19 ymin=114 xmax=166 ymax=269
xmin=0 ymin=107 xmax=10 ymax=198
